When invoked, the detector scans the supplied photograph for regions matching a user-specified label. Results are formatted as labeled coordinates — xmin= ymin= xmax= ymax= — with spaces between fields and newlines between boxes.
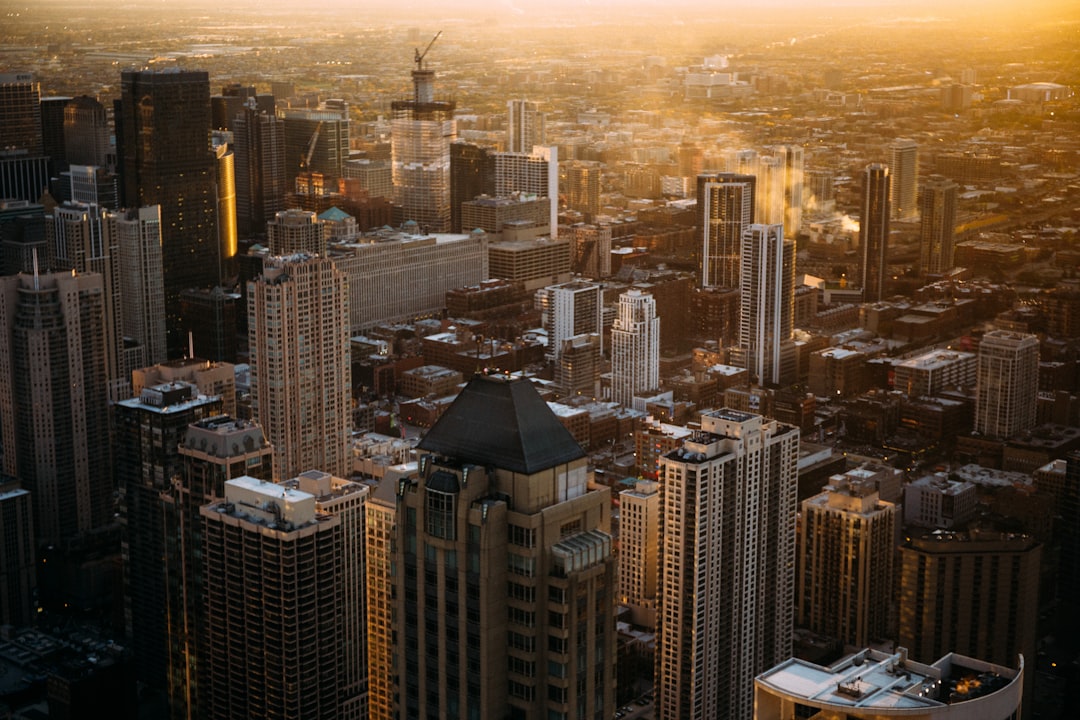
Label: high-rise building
xmin=115 ymin=381 xmax=222 ymax=692
xmin=0 ymin=481 xmax=36 ymax=627
xmin=165 ymin=416 xmax=272 ymax=719
xmin=889 ymin=138 xmax=919 ymax=221
xmin=507 ymin=99 xmax=545 ymax=153
xmin=618 ymin=479 xmax=659 ymax=629
xmin=610 ymin=288 xmax=660 ymax=407
xmin=974 ymin=330 xmax=1038 ymax=439
xmin=919 ymin=176 xmax=958 ymax=276
xmin=697 ymin=172 xmax=755 ymax=288
xmin=200 ymin=476 xmax=348 ymax=719
xmin=117 ymin=69 xmax=217 ymax=351
xmin=899 ymin=528 xmax=1040 ymax=710
xmin=568 ymin=222 xmax=611 ymax=277
xmin=0 ymin=199 xmax=45 ymax=276
xmin=248 ymin=254 xmax=350 ymax=479
xmin=391 ymin=52 xmax=456 ymax=232
xmin=449 ymin=142 xmax=495 ymax=233
xmin=555 ymin=332 xmax=601 ymax=398
xmin=656 ymin=409 xmax=799 ymax=720
xmin=179 ymin=287 xmax=240 ymax=364
xmin=266 ymin=208 xmax=326 ymax=255
xmin=379 ymin=375 xmax=616 ymax=719
xmin=564 ymin=160 xmax=602 ymax=219
xmin=115 ymin=205 xmax=167 ymax=372
xmin=737 ymin=223 xmax=796 ymax=387
xmin=63 ymin=95 xmax=110 ymax=170
xmin=859 ymin=163 xmax=891 ymax=303
xmin=233 ymin=99 xmax=286 ymax=237
xmin=755 ymin=155 xmax=786 ymax=227
xmin=494 ymin=146 xmax=558 ymax=237
xmin=132 ymin=357 xmax=236 ymax=418
xmin=282 ymin=103 xmax=350 ymax=190
xmin=722 ymin=148 xmax=759 ymax=179
xmin=0 ymin=270 xmax=111 ymax=546
xmin=798 ymin=473 xmax=896 ymax=648
xmin=40 ymin=95 xmax=71 ymax=176
xmin=65 ymin=164 xmax=117 ymax=208
xmin=778 ymin=145 xmax=804 ymax=239
xmin=538 ymin=280 xmax=603 ymax=362
xmin=0 ymin=73 xmax=43 ymax=155
xmin=215 ymin=145 xmax=237 ymax=281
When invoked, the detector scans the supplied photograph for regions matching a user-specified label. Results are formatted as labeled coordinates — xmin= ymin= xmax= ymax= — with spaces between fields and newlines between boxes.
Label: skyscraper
xmin=0 ymin=270 xmax=111 ymax=546
xmin=779 ymin=144 xmax=804 ymax=239
xmin=63 ymin=95 xmax=110 ymax=169
xmin=888 ymin=138 xmax=918 ymax=221
xmin=391 ymin=49 xmax=456 ymax=232
xmin=117 ymin=68 xmax=217 ymax=351
xmin=919 ymin=175 xmax=958 ymax=276
xmin=755 ymin=155 xmax=786 ymax=227
xmin=656 ymin=409 xmax=799 ymax=720
xmin=248 ymin=254 xmax=350 ymax=479
xmin=449 ymin=142 xmax=495 ymax=233
xmin=697 ymin=172 xmax=755 ymax=288
xmin=564 ymin=160 xmax=602 ymax=219
xmin=798 ymin=472 xmax=896 ymax=648
xmin=494 ymin=146 xmax=558 ymax=237
xmin=859 ymin=163 xmax=890 ymax=302
xmin=165 ymin=416 xmax=273 ymax=719
xmin=974 ymin=330 xmax=1039 ymax=439
xmin=537 ymin=280 xmax=603 ymax=362
xmin=282 ymin=102 xmax=350 ymax=190
xmin=610 ymin=288 xmax=660 ymax=407
xmin=507 ymin=99 xmax=545 ymax=153
xmin=115 ymin=381 xmax=222 ymax=692
xmin=115 ymin=205 xmax=166 ymax=373
xmin=0 ymin=73 xmax=48 ymax=203
xmin=200 ymin=476 xmax=348 ymax=719
xmin=618 ymin=479 xmax=660 ymax=629
xmin=233 ymin=99 xmax=286 ymax=237
xmin=738 ymin=223 xmax=796 ymax=387
xmin=266 ymin=208 xmax=326 ymax=255
xmin=379 ymin=375 xmax=616 ymax=719
xmin=214 ymin=144 xmax=237 ymax=281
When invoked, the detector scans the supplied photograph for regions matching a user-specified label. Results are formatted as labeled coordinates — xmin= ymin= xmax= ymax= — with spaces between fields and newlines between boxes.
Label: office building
xmin=215 ymin=144 xmax=237 ymax=281
xmin=0 ymin=482 xmax=36 ymax=627
xmin=555 ymin=333 xmax=601 ymax=398
xmin=899 ymin=529 xmax=1039 ymax=710
xmin=200 ymin=476 xmax=346 ymax=719
xmin=450 ymin=143 xmax=495 ymax=233
xmin=610 ymin=288 xmax=660 ymax=407
xmin=894 ymin=349 xmax=975 ymax=397
xmin=903 ymin=473 xmax=977 ymax=529
xmin=697 ymin=172 xmax=755 ymax=288
xmin=63 ymin=95 xmax=111 ymax=170
xmin=0 ymin=152 xmax=49 ymax=203
xmin=755 ymin=648 xmax=1024 ymax=720
xmin=488 ymin=234 xmax=571 ymax=291
xmin=1061 ymin=452 xmax=1080 ymax=605
xmin=344 ymin=158 xmax=392 ymax=201
xmin=538 ymin=280 xmax=604 ymax=362
xmin=330 ymin=228 xmax=488 ymax=333
xmin=567 ymin=223 xmax=611 ymax=277
xmin=859 ymin=163 xmax=891 ymax=302
xmin=65 ymin=164 xmax=117 ymax=207
xmin=755 ymin=155 xmax=786 ymax=227
xmin=564 ymin=160 xmax=602 ymax=218
xmin=132 ymin=357 xmax=236 ymax=419
xmin=365 ymin=472 xmax=400 ymax=720
xmin=657 ymin=409 xmax=799 ymax=720
xmin=494 ymin=146 xmax=558 ymax=237
xmin=39 ymin=95 xmax=70 ymax=176
xmin=381 ymin=374 xmax=616 ymax=719
xmin=391 ymin=51 xmax=456 ymax=232
xmin=248 ymin=254 xmax=350 ymax=479
xmin=919 ymin=176 xmax=959 ymax=276
xmin=0 ymin=270 xmax=111 ymax=546
xmin=117 ymin=69 xmax=217 ymax=351
xmin=179 ymin=287 xmax=240 ymax=364
xmin=115 ymin=205 xmax=167 ymax=373
xmin=233 ymin=100 xmax=287 ymax=237
xmin=619 ymin=479 xmax=660 ymax=629
xmin=461 ymin=194 xmax=550 ymax=236
xmin=267 ymin=207 xmax=326 ymax=255
xmin=974 ymin=330 xmax=1039 ymax=439
xmin=737 ymin=223 xmax=796 ymax=387
xmin=889 ymin=138 xmax=919 ymax=221
xmin=507 ymin=99 xmax=545 ymax=153
xmin=0 ymin=72 xmax=42 ymax=155
xmin=282 ymin=102 xmax=350 ymax=189
xmin=798 ymin=473 xmax=896 ymax=648
xmin=165 ymin=416 xmax=272 ymax=718
xmin=115 ymin=381 xmax=222 ymax=691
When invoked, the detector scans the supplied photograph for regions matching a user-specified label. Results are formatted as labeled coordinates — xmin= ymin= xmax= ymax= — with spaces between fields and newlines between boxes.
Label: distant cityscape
xmin=0 ymin=2 xmax=1078 ymax=719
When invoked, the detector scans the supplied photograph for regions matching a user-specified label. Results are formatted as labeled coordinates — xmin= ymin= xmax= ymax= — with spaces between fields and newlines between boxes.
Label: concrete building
xmin=378 ymin=375 xmax=616 ymax=719
xmin=798 ymin=474 xmax=896 ymax=648
xmin=808 ymin=347 xmax=867 ymax=398
xmin=132 ymin=357 xmax=237 ymax=419
xmin=696 ymin=172 xmax=755 ymax=288
xmin=507 ymin=99 xmax=545 ymax=153
xmin=919 ymin=176 xmax=958 ymax=276
xmin=267 ymin=208 xmax=326 ymax=255
xmin=537 ymin=280 xmax=603 ymax=362
xmin=233 ymin=99 xmax=286 ymax=237
xmin=610 ymin=288 xmax=660 ymax=408
xmin=889 ymin=138 xmax=919 ymax=221
xmin=618 ymin=479 xmax=659 ymax=629
xmin=755 ymin=648 xmax=1024 ymax=720
xmin=860 ymin=163 xmax=891 ymax=303
xmin=555 ymin=333 xmax=602 ymax=399
xmin=488 ymin=234 xmax=571 ymax=292
xmin=736 ymin=224 xmax=796 ymax=387
xmin=248 ymin=254 xmax=350 ymax=479
xmin=895 ymin=349 xmax=976 ymax=397
xmin=975 ymin=330 xmax=1038 ymax=439
xmin=656 ymin=409 xmax=799 ymax=720
xmin=903 ymin=473 xmax=977 ymax=529
xmin=461 ymin=194 xmax=550 ymax=236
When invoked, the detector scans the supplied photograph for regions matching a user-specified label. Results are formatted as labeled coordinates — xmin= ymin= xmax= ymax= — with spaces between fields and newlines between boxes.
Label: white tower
xmin=610 ymin=288 xmax=659 ymax=407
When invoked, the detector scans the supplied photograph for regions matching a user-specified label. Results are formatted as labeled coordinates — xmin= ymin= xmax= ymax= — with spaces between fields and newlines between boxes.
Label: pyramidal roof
xmin=418 ymin=374 xmax=585 ymax=474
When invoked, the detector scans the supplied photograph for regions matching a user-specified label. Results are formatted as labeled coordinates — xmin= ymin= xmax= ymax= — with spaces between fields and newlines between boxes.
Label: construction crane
xmin=414 ymin=30 xmax=441 ymax=72
xmin=301 ymin=120 xmax=324 ymax=170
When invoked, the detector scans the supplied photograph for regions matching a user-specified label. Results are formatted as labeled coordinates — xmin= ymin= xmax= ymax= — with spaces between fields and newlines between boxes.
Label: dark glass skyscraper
xmin=117 ymin=69 xmax=217 ymax=353
xmin=859 ymin=163 xmax=890 ymax=303
xmin=697 ymin=172 xmax=755 ymax=288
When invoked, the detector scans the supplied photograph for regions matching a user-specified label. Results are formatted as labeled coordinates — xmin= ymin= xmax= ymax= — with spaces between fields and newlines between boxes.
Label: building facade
xmin=618 ymin=480 xmax=660 ymax=629
xmin=974 ymin=330 xmax=1039 ymax=439
xmin=889 ymin=138 xmax=919 ymax=221
xmin=737 ymin=223 xmax=796 ymax=387
xmin=859 ymin=163 xmax=891 ymax=303
xmin=697 ymin=172 xmax=755 ymax=288
xmin=610 ymin=288 xmax=660 ymax=407
xmin=919 ymin=176 xmax=958 ymax=275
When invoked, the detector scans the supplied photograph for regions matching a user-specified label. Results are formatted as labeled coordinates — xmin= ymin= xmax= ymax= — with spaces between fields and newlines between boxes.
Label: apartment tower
xmin=974 ymin=330 xmax=1039 ymax=439
xmin=737 ymin=223 xmax=796 ymax=387
xmin=919 ymin=176 xmax=958 ymax=275
xmin=859 ymin=163 xmax=891 ymax=302
xmin=697 ymin=172 xmax=755 ymax=288
xmin=889 ymin=138 xmax=919 ymax=221
xmin=507 ymin=99 xmax=545 ymax=153
xmin=610 ymin=288 xmax=660 ymax=407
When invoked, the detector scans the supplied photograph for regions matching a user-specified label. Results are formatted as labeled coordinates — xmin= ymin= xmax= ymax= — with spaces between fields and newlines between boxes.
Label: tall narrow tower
xmin=697 ymin=172 xmax=755 ymax=288
xmin=738 ymin=223 xmax=795 ymax=387
xmin=233 ymin=99 xmax=286 ymax=237
xmin=859 ymin=163 xmax=890 ymax=302
xmin=656 ymin=409 xmax=799 ymax=720
xmin=391 ymin=33 xmax=456 ymax=232
xmin=974 ymin=330 xmax=1038 ymax=439
xmin=610 ymin=288 xmax=660 ymax=407
xmin=888 ymin=138 xmax=918 ymax=221
xmin=507 ymin=99 xmax=545 ymax=153
xmin=538 ymin=280 xmax=603 ymax=361
xmin=248 ymin=254 xmax=350 ymax=480
xmin=919 ymin=175 xmax=958 ymax=276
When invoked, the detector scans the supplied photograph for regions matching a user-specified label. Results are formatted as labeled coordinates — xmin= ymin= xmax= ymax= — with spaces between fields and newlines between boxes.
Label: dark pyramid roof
xmin=418 ymin=374 xmax=585 ymax=474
